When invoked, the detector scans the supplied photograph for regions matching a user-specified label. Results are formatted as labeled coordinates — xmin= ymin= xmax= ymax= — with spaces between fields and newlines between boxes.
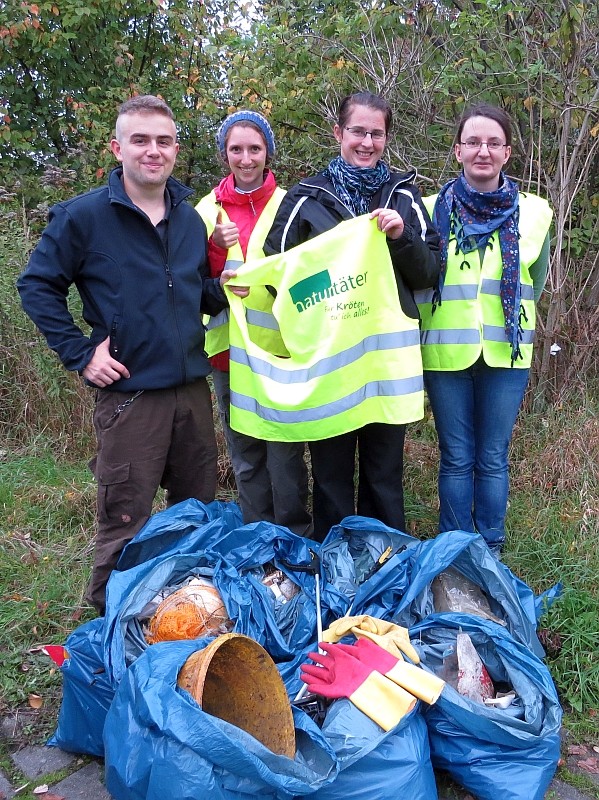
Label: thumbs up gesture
xmin=212 ymin=209 xmax=239 ymax=250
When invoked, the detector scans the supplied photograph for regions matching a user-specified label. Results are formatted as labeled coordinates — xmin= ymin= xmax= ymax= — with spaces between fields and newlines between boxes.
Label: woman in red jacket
xmin=197 ymin=110 xmax=312 ymax=536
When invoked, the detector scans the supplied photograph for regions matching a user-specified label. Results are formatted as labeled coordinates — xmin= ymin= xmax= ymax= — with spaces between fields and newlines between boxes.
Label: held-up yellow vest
xmin=195 ymin=187 xmax=287 ymax=358
xmin=225 ymin=214 xmax=424 ymax=442
xmin=416 ymin=192 xmax=552 ymax=370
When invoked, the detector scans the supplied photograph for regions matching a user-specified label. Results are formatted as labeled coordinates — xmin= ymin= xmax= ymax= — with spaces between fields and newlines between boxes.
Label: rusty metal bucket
xmin=177 ymin=633 xmax=296 ymax=758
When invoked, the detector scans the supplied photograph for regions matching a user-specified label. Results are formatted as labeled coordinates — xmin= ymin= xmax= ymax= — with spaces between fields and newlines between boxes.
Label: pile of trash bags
xmin=47 ymin=500 xmax=562 ymax=800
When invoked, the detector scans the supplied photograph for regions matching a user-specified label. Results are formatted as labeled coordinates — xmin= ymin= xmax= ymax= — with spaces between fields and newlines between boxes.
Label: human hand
xmin=220 ymin=269 xmax=249 ymax=297
xmin=369 ymin=208 xmax=405 ymax=240
xmin=212 ymin=210 xmax=240 ymax=250
xmin=82 ymin=337 xmax=130 ymax=387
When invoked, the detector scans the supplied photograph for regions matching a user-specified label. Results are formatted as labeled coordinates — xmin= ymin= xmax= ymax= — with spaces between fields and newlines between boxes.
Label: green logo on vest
xmin=289 ymin=269 xmax=368 ymax=312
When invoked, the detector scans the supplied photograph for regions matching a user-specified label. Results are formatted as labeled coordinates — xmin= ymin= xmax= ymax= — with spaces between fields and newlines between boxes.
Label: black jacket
xmin=17 ymin=168 xmax=228 ymax=391
xmin=264 ymin=169 xmax=440 ymax=319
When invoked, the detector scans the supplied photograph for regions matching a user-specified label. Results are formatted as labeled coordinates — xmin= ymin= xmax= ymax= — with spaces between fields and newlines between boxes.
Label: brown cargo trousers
xmin=86 ymin=378 xmax=217 ymax=614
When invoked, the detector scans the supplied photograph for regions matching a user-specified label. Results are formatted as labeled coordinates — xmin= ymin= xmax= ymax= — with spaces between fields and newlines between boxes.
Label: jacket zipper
xmin=111 ymin=190 xmax=189 ymax=384
xmin=159 ymin=228 xmax=187 ymax=383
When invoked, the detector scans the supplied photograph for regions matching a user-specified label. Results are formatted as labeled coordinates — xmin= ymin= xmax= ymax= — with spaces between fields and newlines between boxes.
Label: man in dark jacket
xmin=18 ymin=95 xmax=241 ymax=614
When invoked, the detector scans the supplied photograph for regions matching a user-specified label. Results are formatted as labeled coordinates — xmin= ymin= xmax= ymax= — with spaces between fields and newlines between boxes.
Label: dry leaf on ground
xmin=28 ymin=693 xmax=43 ymax=709
xmin=567 ymin=744 xmax=588 ymax=755
xmin=577 ymin=757 xmax=599 ymax=774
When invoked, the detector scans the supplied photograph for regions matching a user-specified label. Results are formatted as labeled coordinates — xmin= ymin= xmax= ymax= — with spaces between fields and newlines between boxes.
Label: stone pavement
xmin=1 ymin=716 xmax=597 ymax=800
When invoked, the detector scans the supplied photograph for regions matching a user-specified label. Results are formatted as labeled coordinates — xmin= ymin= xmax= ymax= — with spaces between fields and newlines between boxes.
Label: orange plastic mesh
xmin=146 ymin=581 xmax=229 ymax=644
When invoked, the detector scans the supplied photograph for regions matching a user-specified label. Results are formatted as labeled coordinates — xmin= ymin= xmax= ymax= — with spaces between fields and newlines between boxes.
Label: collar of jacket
xmin=296 ymin=168 xmax=418 ymax=208
xmin=214 ymin=169 xmax=277 ymax=207
xmin=107 ymin=166 xmax=195 ymax=210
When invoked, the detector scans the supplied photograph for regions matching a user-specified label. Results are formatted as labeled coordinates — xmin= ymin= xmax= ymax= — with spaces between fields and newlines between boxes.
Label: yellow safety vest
xmin=225 ymin=214 xmax=424 ymax=442
xmin=416 ymin=192 xmax=552 ymax=370
xmin=195 ymin=188 xmax=287 ymax=358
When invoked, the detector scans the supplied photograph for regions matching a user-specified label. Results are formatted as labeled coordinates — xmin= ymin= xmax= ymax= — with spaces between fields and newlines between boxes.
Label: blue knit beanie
xmin=216 ymin=110 xmax=276 ymax=159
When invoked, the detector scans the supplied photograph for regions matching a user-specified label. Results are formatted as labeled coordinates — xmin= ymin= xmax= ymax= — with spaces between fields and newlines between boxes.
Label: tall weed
xmin=0 ymin=198 xmax=94 ymax=457
xmin=505 ymin=388 xmax=599 ymax=725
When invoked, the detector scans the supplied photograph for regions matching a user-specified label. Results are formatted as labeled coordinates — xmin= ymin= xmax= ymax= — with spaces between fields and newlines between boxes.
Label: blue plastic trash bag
xmin=104 ymin=640 xmax=338 ymax=800
xmin=103 ymin=521 xmax=323 ymax=689
xmin=48 ymin=618 xmax=113 ymax=756
xmin=319 ymin=516 xmax=419 ymax=621
xmin=410 ymin=613 xmax=562 ymax=800
xmin=393 ymin=530 xmax=546 ymax=657
xmin=315 ymin=521 xmax=548 ymax=660
xmin=219 ymin=520 xmax=332 ymax=691
xmin=309 ymin=700 xmax=437 ymax=800
xmin=103 ymin=550 xmax=293 ymax=686
xmin=117 ymin=498 xmax=244 ymax=570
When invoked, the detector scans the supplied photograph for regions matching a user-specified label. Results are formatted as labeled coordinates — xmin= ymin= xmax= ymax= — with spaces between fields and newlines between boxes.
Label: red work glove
xmin=300 ymin=642 xmax=416 ymax=730
xmin=301 ymin=642 xmax=374 ymax=699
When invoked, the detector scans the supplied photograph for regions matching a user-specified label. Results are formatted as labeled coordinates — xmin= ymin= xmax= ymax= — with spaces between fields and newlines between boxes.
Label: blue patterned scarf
xmin=432 ymin=172 xmax=523 ymax=364
xmin=323 ymin=155 xmax=391 ymax=216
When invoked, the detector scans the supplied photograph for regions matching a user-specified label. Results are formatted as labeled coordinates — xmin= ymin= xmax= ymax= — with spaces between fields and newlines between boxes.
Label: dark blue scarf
xmin=432 ymin=173 xmax=523 ymax=364
xmin=324 ymin=155 xmax=391 ymax=216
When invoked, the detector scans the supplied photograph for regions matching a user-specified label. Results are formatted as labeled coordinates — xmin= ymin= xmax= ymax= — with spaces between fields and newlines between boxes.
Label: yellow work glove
xmin=301 ymin=642 xmax=417 ymax=731
xmin=334 ymin=638 xmax=445 ymax=704
xmin=322 ymin=614 xmax=420 ymax=664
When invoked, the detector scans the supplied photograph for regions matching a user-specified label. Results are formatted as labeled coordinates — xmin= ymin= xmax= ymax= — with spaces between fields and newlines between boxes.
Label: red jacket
xmin=208 ymin=169 xmax=279 ymax=371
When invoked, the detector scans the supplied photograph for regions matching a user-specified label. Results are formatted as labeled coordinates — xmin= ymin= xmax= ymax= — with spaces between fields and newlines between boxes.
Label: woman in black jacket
xmin=264 ymin=91 xmax=440 ymax=541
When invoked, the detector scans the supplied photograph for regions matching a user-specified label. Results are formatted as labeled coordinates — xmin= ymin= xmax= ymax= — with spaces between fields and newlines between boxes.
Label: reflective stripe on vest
xmin=418 ymin=192 xmax=552 ymax=370
xmin=225 ymin=214 xmax=424 ymax=442
xmin=196 ymin=188 xmax=287 ymax=358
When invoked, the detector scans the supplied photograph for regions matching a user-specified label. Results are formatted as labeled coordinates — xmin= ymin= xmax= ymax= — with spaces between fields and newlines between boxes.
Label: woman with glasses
xmin=265 ymin=91 xmax=440 ymax=541
xmin=416 ymin=103 xmax=553 ymax=555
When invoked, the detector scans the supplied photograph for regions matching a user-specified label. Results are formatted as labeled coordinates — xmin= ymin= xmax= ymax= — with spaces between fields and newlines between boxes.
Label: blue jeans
xmin=424 ymin=358 xmax=529 ymax=548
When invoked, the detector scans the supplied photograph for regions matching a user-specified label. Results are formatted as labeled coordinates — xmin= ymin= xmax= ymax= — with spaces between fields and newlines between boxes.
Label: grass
xmin=506 ymin=391 xmax=599 ymax=734
xmin=0 ymin=450 xmax=96 ymax=732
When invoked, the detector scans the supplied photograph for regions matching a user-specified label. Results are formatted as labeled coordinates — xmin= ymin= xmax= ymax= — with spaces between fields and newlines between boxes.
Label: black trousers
xmin=309 ymin=422 xmax=406 ymax=542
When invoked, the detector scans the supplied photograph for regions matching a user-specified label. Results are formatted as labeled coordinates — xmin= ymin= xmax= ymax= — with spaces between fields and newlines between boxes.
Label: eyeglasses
xmin=345 ymin=126 xmax=387 ymax=142
xmin=460 ymin=139 xmax=508 ymax=151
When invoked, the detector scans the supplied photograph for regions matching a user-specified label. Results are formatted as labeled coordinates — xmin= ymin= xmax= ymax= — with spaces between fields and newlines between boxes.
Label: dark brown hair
xmin=337 ymin=91 xmax=393 ymax=134
xmin=456 ymin=103 xmax=512 ymax=147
